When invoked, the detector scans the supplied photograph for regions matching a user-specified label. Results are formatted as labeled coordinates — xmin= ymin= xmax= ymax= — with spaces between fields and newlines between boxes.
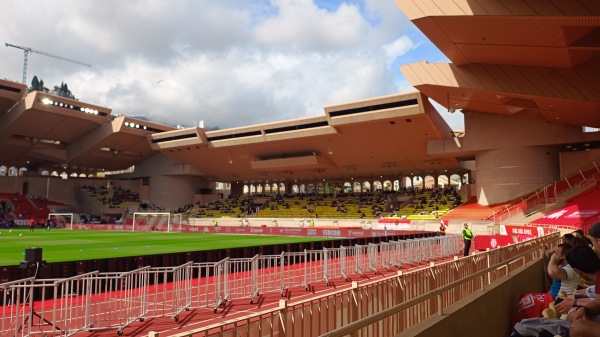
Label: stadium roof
xmin=396 ymin=0 xmax=600 ymax=129
xmin=149 ymin=91 xmax=465 ymax=183
xmin=1 ymin=0 xmax=599 ymax=189
xmin=0 ymin=79 xmax=467 ymax=182
xmin=0 ymin=79 xmax=174 ymax=173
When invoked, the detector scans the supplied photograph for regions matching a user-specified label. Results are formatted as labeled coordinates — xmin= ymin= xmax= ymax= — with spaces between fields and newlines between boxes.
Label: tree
xmin=29 ymin=75 xmax=47 ymax=92
xmin=29 ymin=75 xmax=75 ymax=98
xmin=53 ymin=82 xmax=75 ymax=99
xmin=31 ymin=76 xmax=40 ymax=91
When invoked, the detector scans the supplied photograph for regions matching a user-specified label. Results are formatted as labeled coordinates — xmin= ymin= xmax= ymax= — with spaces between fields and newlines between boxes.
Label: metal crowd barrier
xmin=222 ymin=256 xmax=260 ymax=305
xmin=379 ymin=241 xmax=396 ymax=270
xmin=305 ymin=249 xmax=327 ymax=288
xmin=355 ymin=245 xmax=369 ymax=276
xmin=387 ymin=240 xmax=404 ymax=268
xmin=339 ymin=246 xmax=354 ymax=280
xmin=424 ymin=237 xmax=436 ymax=260
xmin=344 ymin=245 xmax=368 ymax=278
xmin=397 ymin=239 xmax=416 ymax=265
xmin=145 ymin=262 xmax=194 ymax=322
xmin=191 ymin=259 xmax=227 ymax=313
xmin=1 ymin=234 xmax=461 ymax=336
xmin=324 ymin=247 xmax=344 ymax=284
xmin=447 ymin=235 xmax=461 ymax=256
xmin=257 ymin=253 xmax=285 ymax=296
xmin=367 ymin=243 xmax=380 ymax=275
xmin=282 ymin=251 xmax=309 ymax=291
xmin=339 ymin=246 xmax=349 ymax=280
xmin=1 ymin=271 xmax=98 ymax=337
xmin=86 ymin=266 xmax=150 ymax=335
xmin=1 ymin=276 xmax=35 ymax=336
xmin=415 ymin=238 xmax=429 ymax=264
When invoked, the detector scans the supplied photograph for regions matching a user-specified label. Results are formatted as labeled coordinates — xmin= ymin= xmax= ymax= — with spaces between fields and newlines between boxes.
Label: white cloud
xmin=0 ymin=0 xmax=453 ymax=130
xmin=254 ymin=0 xmax=372 ymax=50
xmin=383 ymin=36 xmax=415 ymax=64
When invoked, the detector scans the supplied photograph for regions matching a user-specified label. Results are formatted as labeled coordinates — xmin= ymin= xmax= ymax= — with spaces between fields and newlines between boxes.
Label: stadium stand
xmin=0 ymin=0 xmax=599 ymax=335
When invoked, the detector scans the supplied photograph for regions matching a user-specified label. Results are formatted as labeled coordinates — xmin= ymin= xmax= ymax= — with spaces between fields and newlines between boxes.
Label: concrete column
xmin=475 ymin=146 xmax=559 ymax=205
xmin=149 ymin=175 xmax=198 ymax=209
xmin=230 ymin=182 xmax=244 ymax=196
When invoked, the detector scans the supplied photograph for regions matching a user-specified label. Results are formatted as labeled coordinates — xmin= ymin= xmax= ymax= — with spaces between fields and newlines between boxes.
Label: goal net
xmin=132 ymin=212 xmax=184 ymax=232
xmin=48 ymin=213 xmax=80 ymax=230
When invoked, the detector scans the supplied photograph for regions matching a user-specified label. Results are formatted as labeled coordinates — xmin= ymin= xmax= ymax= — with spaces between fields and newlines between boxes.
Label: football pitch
xmin=0 ymin=228 xmax=328 ymax=267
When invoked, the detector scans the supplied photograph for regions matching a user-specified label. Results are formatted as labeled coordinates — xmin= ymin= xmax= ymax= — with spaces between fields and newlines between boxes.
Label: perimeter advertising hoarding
xmin=500 ymin=225 xmax=545 ymax=237
xmin=190 ymin=226 xmax=389 ymax=238
xmin=71 ymin=224 xmax=400 ymax=238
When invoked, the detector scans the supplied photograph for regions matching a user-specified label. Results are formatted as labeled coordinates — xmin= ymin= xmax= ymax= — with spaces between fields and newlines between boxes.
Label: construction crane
xmin=5 ymin=43 xmax=92 ymax=84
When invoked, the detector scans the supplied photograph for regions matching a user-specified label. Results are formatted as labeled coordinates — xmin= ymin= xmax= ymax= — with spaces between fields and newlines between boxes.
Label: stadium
xmin=1 ymin=1 xmax=600 ymax=337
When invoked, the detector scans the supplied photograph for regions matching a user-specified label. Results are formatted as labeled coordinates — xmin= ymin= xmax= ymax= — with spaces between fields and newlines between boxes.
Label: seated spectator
xmin=562 ymin=233 xmax=575 ymax=245
xmin=565 ymin=243 xmax=600 ymax=336
xmin=572 ymin=229 xmax=593 ymax=247
xmin=547 ymin=243 xmax=583 ymax=299
xmin=588 ymin=224 xmax=600 ymax=257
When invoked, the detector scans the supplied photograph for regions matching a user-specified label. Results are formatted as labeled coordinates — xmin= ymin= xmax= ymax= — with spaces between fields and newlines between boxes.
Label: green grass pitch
xmin=0 ymin=228 xmax=328 ymax=267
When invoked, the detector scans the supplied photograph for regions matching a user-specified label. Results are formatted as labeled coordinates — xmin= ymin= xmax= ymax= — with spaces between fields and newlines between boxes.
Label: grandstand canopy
xmin=148 ymin=91 xmax=466 ymax=183
xmin=397 ymin=0 xmax=600 ymax=129
xmin=0 ymin=81 xmax=175 ymax=173
xmin=0 ymin=80 xmax=467 ymax=182
xmin=0 ymin=0 xmax=599 ymax=199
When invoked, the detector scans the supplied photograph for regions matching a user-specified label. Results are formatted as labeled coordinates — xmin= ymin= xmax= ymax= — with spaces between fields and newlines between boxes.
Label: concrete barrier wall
xmin=396 ymin=258 xmax=546 ymax=337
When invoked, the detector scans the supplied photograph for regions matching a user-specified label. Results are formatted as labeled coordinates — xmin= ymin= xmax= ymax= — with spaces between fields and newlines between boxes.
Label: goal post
xmin=171 ymin=213 xmax=183 ymax=232
xmin=47 ymin=213 xmax=79 ymax=230
xmin=132 ymin=212 xmax=184 ymax=232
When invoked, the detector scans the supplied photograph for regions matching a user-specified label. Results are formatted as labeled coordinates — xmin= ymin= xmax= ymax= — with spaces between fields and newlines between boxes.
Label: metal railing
xmin=491 ymin=169 xmax=599 ymax=225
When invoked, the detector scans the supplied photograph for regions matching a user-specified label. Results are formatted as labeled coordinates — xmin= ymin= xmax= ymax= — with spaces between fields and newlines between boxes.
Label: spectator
xmin=547 ymin=243 xmax=582 ymax=299
xmin=562 ymin=233 xmax=575 ymax=245
xmin=572 ymin=230 xmax=592 ymax=247
xmin=565 ymin=244 xmax=600 ymax=336
xmin=585 ymin=224 xmax=600 ymax=256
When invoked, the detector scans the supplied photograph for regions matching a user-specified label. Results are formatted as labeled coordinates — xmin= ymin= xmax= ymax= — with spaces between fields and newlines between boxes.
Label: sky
xmin=0 ymin=0 xmax=463 ymax=130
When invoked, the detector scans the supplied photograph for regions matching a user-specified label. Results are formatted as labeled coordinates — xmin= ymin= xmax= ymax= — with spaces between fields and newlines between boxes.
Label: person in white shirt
xmin=547 ymin=243 xmax=583 ymax=299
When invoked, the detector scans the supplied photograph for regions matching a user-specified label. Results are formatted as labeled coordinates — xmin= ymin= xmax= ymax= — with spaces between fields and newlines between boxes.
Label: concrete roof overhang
xmin=0 ymin=88 xmax=174 ymax=173
xmin=0 ymin=81 xmax=467 ymax=183
xmin=397 ymin=0 xmax=600 ymax=129
xmin=149 ymin=92 xmax=465 ymax=183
